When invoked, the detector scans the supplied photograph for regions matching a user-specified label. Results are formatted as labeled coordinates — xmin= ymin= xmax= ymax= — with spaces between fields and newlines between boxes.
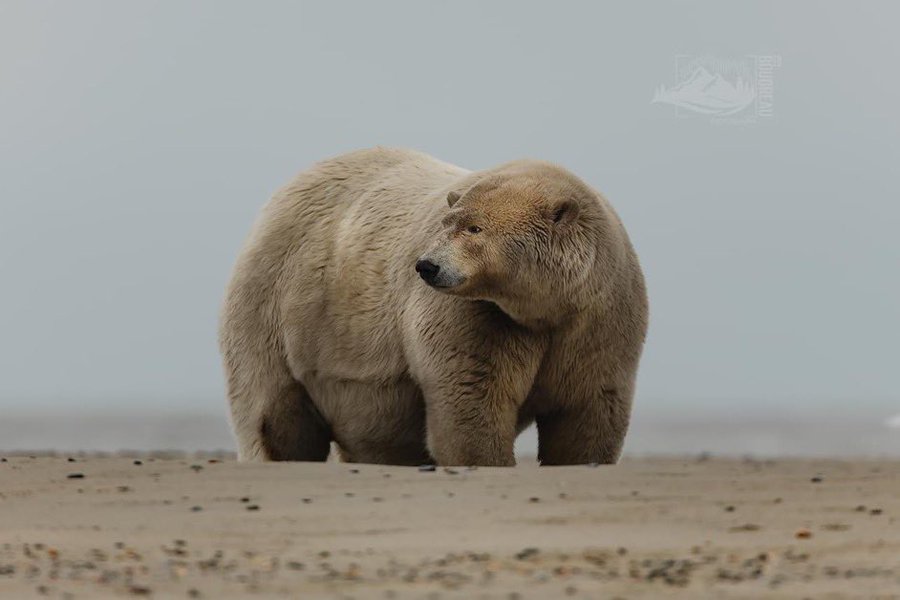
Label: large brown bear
xmin=220 ymin=147 xmax=648 ymax=466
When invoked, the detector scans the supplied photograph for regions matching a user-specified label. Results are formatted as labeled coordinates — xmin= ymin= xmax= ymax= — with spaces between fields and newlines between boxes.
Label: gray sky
xmin=1 ymin=1 xmax=898 ymax=420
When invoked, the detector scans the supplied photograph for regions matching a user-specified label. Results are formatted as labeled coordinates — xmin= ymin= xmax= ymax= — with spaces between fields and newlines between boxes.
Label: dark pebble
xmin=855 ymin=505 xmax=867 ymax=512
xmin=725 ymin=505 xmax=736 ymax=512
xmin=301 ymin=498 xmax=312 ymax=504
xmin=128 ymin=585 xmax=152 ymax=595
xmin=67 ymin=473 xmax=85 ymax=479
xmin=191 ymin=506 xmax=203 ymax=512
xmin=418 ymin=464 xmax=437 ymax=472
xmin=0 ymin=458 xmax=6 ymax=462
xmin=870 ymin=508 xmax=883 ymax=515
xmin=528 ymin=497 xmax=540 ymax=503
xmin=188 ymin=589 xmax=201 ymax=598
xmin=67 ymin=457 xmax=76 ymax=462
xmin=190 ymin=465 xmax=203 ymax=472
xmin=349 ymin=468 xmax=359 ymax=474
xmin=246 ymin=505 xmax=260 ymax=511
xmin=240 ymin=497 xmax=250 ymax=503
xmin=133 ymin=460 xmax=143 ymax=466
xmin=515 ymin=547 xmax=540 ymax=560
xmin=811 ymin=476 xmax=823 ymax=483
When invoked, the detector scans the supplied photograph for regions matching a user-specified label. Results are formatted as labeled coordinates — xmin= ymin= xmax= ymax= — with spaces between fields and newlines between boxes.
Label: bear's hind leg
xmin=257 ymin=380 xmax=332 ymax=461
xmin=228 ymin=372 xmax=332 ymax=462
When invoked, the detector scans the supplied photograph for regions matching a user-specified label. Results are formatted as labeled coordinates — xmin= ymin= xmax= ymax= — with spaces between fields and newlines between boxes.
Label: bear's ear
xmin=548 ymin=200 xmax=579 ymax=226
xmin=447 ymin=190 xmax=462 ymax=208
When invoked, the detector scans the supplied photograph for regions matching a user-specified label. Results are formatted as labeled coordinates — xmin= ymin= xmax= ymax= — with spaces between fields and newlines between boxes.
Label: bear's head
xmin=416 ymin=161 xmax=624 ymax=328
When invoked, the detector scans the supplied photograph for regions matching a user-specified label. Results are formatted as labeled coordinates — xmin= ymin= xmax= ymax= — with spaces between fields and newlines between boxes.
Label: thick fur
xmin=220 ymin=147 xmax=648 ymax=466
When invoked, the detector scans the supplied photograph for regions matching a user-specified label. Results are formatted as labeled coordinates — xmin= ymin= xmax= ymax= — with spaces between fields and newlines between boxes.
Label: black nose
xmin=415 ymin=259 xmax=440 ymax=283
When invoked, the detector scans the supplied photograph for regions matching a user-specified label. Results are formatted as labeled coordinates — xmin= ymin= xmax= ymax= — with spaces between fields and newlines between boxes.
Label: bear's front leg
xmin=409 ymin=304 xmax=546 ymax=467
xmin=424 ymin=386 xmax=519 ymax=466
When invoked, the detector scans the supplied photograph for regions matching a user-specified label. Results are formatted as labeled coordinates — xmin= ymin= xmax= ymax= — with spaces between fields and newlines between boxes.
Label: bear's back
xmin=266 ymin=148 xmax=467 ymax=384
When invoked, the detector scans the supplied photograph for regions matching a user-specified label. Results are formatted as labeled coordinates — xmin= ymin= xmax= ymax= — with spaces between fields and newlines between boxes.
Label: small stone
xmin=515 ymin=547 xmax=539 ymax=560
xmin=190 ymin=506 xmax=203 ymax=512
xmin=528 ymin=497 xmax=540 ymax=503
xmin=128 ymin=585 xmax=152 ymax=595
xmin=67 ymin=473 xmax=85 ymax=479
xmin=246 ymin=505 xmax=260 ymax=511
xmin=870 ymin=508 xmax=883 ymax=515
xmin=240 ymin=497 xmax=250 ymax=503
xmin=349 ymin=468 xmax=360 ymax=474
xmin=67 ymin=457 xmax=76 ymax=462
xmin=795 ymin=528 xmax=813 ymax=539
xmin=855 ymin=505 xmax=867 ymax=512
xmin=187 ymin=589 xmax=201 ymax=598
xmin=418 ymin=464 xmax=436 ymax=472
xmin=810 ymin=476 xmax=823 ymax=483
xmin=190 ymin=465 xmax=203 ymax=472
xmin=133 ymin=460 xmax=143 ymax=466
xmin=301 ymin=498 xmax=312 ymax=504
xmin=725 ymin=505 xmax=735 ymax=512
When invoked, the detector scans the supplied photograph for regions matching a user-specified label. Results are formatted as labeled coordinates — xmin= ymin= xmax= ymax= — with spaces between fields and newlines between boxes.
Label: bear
xmin=219 ymin=147 xmax=648 ymax=466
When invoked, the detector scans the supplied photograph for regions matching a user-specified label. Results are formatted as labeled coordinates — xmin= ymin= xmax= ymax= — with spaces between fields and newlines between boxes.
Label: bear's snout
xmin=415 ymin=258 xmax=441 ymax=284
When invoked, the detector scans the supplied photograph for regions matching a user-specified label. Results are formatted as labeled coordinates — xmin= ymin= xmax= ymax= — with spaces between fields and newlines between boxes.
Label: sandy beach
xmin=1 ymin=456 xmax=898 ymax=598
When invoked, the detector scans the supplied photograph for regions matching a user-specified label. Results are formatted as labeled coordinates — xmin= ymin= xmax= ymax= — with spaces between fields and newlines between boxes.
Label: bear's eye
xmin=466 ymin=225 xmax=482 ymax=234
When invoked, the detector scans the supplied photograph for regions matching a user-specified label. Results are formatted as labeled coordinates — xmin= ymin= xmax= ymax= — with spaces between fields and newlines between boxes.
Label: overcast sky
xmin=1 ymin=1 xmax=898 ymax=421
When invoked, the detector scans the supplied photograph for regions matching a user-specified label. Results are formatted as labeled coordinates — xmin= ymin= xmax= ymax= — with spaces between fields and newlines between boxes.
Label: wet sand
xmin=1 ymin=455 xmax=898 ymax=598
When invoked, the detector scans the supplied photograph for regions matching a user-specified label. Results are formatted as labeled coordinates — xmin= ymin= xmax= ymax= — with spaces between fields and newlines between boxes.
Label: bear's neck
xmin=490 ymin=295 xmax=580 ymax=332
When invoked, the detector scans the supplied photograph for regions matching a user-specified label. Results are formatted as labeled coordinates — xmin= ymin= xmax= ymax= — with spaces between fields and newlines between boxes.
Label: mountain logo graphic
xmin=652 ymin=55 xmax=779 ymax=121
xmin=653 ymin=66 xmax=756 ymax=116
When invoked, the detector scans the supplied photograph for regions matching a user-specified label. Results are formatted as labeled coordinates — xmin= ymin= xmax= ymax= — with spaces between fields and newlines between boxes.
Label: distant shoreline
xmin=2 ymin=410 xmax=899 ymax=458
